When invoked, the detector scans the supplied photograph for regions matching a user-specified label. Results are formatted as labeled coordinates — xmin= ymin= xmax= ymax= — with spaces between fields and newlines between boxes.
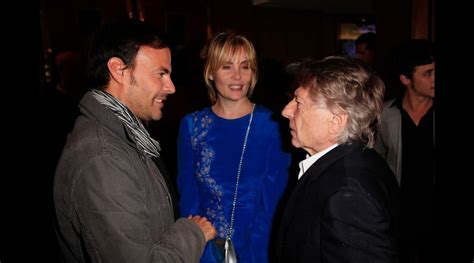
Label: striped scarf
xmin=91 ymin=89 xmax=161 ymax=158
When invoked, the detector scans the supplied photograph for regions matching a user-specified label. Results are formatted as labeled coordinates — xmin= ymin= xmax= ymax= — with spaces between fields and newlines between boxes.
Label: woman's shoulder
xmin=254 ymin=104 xmax=280 ymax=123
xmin=182 ymin=107 xmax=213 ymax=121
xmin=254 ymin=104 xmax=275 ymax=119
xmin=252 ymin=104 xmax=286 ymax=137
xmin=179 ymin=107 xmax=215 ymax=134
xmin=254 ymin=104 xmax=271 ymax=113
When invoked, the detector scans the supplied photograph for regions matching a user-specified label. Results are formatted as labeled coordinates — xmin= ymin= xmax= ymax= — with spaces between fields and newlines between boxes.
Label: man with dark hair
xmin=355 ymin=32 xmax=376 ymax=65
xmin=54 ymin=19 xmax=216 ymax=262
xmin=375 ymin=39 xmax=435 ymax=263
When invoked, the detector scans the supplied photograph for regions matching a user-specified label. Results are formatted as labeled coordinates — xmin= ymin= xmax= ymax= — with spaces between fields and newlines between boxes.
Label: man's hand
xmin=188 ymin=215 xmax=216 ymax=242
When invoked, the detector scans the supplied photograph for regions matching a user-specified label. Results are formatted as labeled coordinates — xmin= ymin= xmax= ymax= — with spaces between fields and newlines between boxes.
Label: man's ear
xmin=399 ymin=74 xmax=411 ymax=86
xmin=329 ymin=112 xmax=347 ymax=135
xmin=107 ymin=57 xmax=126 ymax=84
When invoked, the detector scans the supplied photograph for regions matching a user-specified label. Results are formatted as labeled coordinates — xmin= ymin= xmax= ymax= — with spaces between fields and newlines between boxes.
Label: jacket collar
xmin=277 ymin=140 xmax=366 ymax=251
xmin=300 ymin=141 xmax=364 ymax=186
xmin=79 ymin=91 xmax=143 ymax=156
xmin=391 ymin=96 xmax=402 ymax=109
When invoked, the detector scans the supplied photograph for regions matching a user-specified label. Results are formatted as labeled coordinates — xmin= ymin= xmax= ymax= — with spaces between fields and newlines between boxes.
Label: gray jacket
xmin=374 ymin=99 xmax=402 ymax=185
xmin=54 ymin=91 xmax=206 ymax=263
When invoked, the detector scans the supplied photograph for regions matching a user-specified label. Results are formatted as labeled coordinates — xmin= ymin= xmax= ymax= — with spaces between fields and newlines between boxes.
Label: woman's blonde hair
xmin=201 ymin=32 xmax=258 ymax=104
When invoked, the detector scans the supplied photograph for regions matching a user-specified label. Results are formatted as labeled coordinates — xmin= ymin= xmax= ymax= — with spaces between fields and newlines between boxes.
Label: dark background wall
xmin=40 ymin=0 xmax=422 ymax=102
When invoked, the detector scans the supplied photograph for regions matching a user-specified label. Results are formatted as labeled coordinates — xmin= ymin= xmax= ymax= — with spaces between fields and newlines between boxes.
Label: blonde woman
xmin=177 ymin=32 xmax=291 ymax=262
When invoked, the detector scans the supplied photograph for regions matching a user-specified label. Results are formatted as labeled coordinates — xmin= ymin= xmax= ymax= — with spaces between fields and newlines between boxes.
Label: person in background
xmin=177 ymin=32 xmax=291 ymax=262
xmin=374 ymin=39 xmax=435 ymax=263
xmin=54 ymin=18 xmax=215 ymax=262
xmin=355 ymin=32 xmax=376 ymax=66
xmin=278 ymin=56 xmax=400 ymax=262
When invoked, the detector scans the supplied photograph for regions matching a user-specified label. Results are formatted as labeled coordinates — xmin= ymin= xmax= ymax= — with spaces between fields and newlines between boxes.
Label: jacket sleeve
xmin=320 ymin=188 xmax=398 ymax=263
xmin=73 ymin=154 xmax=206 ymax=263
xmin=177 ymin=116 xmax=200 ymax=217
xmin=243 ymin=125 xmax=291 ymax=262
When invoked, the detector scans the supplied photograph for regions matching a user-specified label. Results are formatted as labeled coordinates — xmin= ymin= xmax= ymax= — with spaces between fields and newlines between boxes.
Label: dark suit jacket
xmin=278 ymin=141 xmax=400 ymax=263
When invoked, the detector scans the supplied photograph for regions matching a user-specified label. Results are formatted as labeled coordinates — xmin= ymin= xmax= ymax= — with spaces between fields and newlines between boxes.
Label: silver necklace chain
xmin=227 ymin=103 xmax=255 ymax=240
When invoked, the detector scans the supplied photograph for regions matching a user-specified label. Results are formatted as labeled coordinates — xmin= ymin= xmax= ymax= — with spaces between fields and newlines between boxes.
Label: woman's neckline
xmin=211 ymin=101 xmax=256 ymax=120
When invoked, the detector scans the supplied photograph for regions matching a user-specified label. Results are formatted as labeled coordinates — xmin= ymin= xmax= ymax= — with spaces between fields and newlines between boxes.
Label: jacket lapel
xmin=302 ymin=143 xmax=360 ymax=185
xmin=385 ymin=103 xmax=402 ymax=184
xmin=278 ymin=142 xmax=362 ymax=250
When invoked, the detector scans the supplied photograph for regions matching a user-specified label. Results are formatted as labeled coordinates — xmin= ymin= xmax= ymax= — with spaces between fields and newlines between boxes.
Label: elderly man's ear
xmin=329 ymin=113 xmax=347 ymax=135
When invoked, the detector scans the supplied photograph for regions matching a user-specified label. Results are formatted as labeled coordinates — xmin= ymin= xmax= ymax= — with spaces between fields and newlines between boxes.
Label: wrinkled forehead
xmin=296 ymin=85 xmax=329 ymax=107
xmin=295 ymin=86 xmax=313 ymax=101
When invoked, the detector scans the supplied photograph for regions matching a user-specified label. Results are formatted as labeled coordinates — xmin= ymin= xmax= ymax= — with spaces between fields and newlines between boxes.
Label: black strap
xmin=152 ymin=156 xmax=179 ymax=219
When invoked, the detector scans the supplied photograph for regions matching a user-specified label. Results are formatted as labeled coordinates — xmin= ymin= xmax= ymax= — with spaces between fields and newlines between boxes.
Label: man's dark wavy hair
xmin=395 ymin=39 xmax=434 ymax=79
xmin=87 ymin=18 xmax=169 ymax=89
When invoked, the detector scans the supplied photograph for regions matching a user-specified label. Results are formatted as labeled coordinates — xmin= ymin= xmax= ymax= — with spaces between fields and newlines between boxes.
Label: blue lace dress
xmin=177 ymin=105 xmax=291 ymax=263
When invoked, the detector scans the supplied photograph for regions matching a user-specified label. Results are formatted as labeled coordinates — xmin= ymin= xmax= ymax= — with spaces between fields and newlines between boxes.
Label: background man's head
xmin=355 ymin=32 xmax=376 ymax=65
xmin=395 ymin=39 xmax=435 ymax=98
